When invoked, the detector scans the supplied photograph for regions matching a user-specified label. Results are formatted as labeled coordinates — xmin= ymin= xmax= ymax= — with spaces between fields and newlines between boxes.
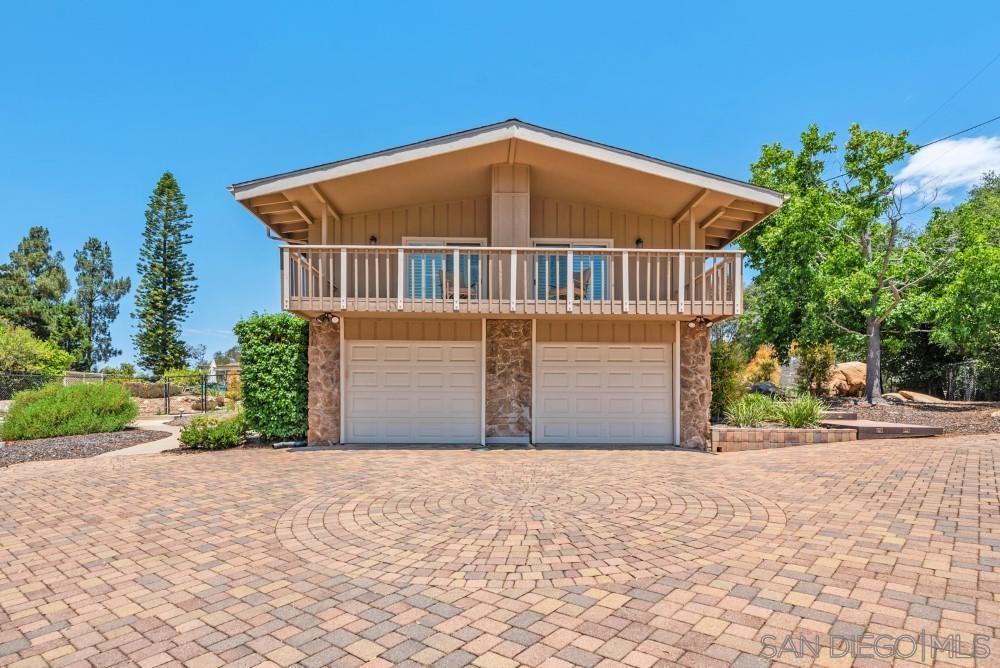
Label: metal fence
xmin=0 ymin=369 xmax=241 ymax=416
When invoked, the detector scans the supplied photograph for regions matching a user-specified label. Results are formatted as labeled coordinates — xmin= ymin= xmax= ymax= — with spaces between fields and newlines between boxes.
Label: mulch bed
xmin=832 ymin=399 xmax=1000 ymax=435
xmin=0 ymin=429 xmax=170 ymax=467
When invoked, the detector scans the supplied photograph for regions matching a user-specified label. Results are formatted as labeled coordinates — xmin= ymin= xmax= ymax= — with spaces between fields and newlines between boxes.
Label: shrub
xmin=0 ymin=324 xmax=73 ymax=375
xmin=744 ymin=345 xmax=780 ymax=385
xmin=711 ymin=339 xmax=749 ymax=421
xmin=234 ymin=313 xmax=308 ymax=440
xmin=179 ymin=413 xmax=247 ymax=449
xmin=225 ymin=371 xmax=243 ymax=402
xmin=120 ymin=380 xmax=182 ymax=399
xmin=794 ymin=343 xmax=836 ymax=395
xmin=773 ymin=394 xmax=826 ymax=428
xmin=724 ymin=394 xmax=777 ymax=427
xmin=0 ymin=383 xmax=138 ymax=440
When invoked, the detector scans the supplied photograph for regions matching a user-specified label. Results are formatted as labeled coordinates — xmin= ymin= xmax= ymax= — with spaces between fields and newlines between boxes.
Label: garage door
xmin=345 ymin=341 xmax=481 ymax=443
xmin=535 ymin=343 xmax=672 ymax=444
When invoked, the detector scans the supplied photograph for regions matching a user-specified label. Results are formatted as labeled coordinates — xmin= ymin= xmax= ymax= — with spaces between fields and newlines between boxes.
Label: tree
xmin=743 ymin=124 xmax=953 ymax=403
xmin=133 ymin=172 xmax=197 ymax=375
xmin=0 ymin=227 xmax=71 ymax=339
xmin=74 ymin=238 xmax=131 ymax=369
xmin=923 ymin=173 xmax=1000 ymax=364
xmin=0 ymin=323 xmax=73 ymax=375
xmin=48 ymin=300 xmax=92 ymax=370
xmin=213 ymin=344 xmax=241 ymax=365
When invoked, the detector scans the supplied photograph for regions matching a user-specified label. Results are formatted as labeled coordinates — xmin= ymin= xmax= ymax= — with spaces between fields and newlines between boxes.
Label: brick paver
xmin=1 ymin=435 xmax=999 ymax=666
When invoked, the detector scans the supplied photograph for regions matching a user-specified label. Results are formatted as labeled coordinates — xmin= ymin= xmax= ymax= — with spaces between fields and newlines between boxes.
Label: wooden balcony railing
xmin=281 ymin=245 xmax=743 ymax=318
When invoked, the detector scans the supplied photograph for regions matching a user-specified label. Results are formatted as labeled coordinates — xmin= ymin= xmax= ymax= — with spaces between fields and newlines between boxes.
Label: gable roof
xmin=229 ymin=118 xmax=785 ymax=208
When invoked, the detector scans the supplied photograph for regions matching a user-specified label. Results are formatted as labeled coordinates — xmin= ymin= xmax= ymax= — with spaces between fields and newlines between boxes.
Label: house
xmin=229 ymin=120 xmax=784 ymax=448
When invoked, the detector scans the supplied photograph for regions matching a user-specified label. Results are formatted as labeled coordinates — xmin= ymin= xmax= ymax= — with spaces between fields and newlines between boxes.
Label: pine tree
xmin=74 ymin=238 xmax=131 ymax=369
xmin=0 ymin=226 xmax=71 ymax=339
xmin=132 ymin=172 xmax=197 ymax=375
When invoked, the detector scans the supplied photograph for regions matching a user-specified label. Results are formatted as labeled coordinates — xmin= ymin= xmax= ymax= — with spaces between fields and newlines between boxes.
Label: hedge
xmin=233 ymin=313 xmax=308 ymax=439
xmin=0 ymin=383 xmax=138 ymax=441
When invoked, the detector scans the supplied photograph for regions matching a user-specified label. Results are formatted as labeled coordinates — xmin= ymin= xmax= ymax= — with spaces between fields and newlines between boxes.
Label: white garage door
xmin=535 ymin=343 xmax=672 ymax=444
xmin=345 ymin=341 xmax=481 ymax=444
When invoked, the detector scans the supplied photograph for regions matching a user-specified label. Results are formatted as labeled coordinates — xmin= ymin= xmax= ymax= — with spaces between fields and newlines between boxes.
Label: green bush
xmin=234 ymin=313 xmax=308 ymax=440
xmin=0 ymin=324 xmax=73 ymax=375
xmin=0 ymin=383 xmax=138 ymax=440
xmin=724 ymin=394 xmax=777 ymax=427
xmin=710 ymin=339 xmax=749 ymax=421
xmin=179 ymin=413 xmax=247 ymax=449
xmin=772 ymin=394 xmax=826 ymax=428
xmin=794 ymin=343 xmax=836 ymax=395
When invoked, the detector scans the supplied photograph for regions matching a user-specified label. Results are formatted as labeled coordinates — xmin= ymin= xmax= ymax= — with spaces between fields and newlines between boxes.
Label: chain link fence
xmin=0 ymin=369 xmax=241 ymax=416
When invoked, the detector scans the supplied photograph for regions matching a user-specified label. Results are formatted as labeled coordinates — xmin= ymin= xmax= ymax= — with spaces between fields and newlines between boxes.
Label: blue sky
xmin=2 ymin=2 xmax=999 ymax=367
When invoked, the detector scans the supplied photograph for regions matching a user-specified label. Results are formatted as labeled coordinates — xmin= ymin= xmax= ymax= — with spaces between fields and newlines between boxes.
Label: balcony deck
xmin=281 ymin=245 xmax=743 ymax=319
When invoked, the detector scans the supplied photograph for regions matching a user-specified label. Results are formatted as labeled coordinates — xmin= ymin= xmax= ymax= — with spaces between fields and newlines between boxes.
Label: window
xmin=533 ymin=241 xmax=609 ymax=301
xmin=404 ymin=239 xmax=484 ymax=299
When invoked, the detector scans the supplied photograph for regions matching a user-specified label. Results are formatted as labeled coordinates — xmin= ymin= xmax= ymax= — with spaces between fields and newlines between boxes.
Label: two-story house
xmin=229 ymin=120 xmax=784 ymax=448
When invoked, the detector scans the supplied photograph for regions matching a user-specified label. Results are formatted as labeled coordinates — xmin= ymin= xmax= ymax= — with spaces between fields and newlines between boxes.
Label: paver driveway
xmin=2 ymin=435 xmax=999 ymax=667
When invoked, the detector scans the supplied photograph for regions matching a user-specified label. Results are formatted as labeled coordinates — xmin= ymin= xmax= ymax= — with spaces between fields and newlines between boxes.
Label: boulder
xmin=898 ymin=390 xmax=945 ymax=403
xmin=749 ymin=381 xmax=785 ymax=398
xmin=882 ymin=392 xmax=909 ymax=403
xmin=825 ymin=361 xmax=867 ymax=397
xmin=992 ymin=411 xmax=1000 ymax=419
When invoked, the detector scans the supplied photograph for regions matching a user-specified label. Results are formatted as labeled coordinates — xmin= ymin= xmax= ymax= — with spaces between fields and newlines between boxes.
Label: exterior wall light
xmin=635 ymin=237 xmax=644 ymax=248
xmin=369 ymin=235 xmax=378 ymax=245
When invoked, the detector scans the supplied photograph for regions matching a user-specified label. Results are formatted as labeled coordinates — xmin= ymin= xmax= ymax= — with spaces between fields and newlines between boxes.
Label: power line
xmin=822 ymin=112 xmax=1000 ymax=183
xmin=913 ymin=48 xmax=1000 ymax=133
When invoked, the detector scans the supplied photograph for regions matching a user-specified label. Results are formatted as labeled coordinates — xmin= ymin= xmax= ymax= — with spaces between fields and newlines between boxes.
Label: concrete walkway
xmin=97 ymin=415 xmax=181 ymax=456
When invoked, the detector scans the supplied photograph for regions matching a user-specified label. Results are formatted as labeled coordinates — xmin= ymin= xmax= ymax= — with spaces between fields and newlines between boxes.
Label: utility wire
xmin=822 ymin=112 xmax=1000 ymax=183
xmin=913 ymin=48 xmax=1000 ymax=133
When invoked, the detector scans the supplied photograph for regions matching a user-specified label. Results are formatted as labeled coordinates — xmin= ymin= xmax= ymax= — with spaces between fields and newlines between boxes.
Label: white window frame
xmin=401 ymin=236 xmax=487 ymax=247
xmin=530 ymin=238 xmax=614 ymax=248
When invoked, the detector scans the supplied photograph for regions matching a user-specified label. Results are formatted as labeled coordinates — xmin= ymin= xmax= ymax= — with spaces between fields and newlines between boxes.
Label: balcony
xmin=281 ymin=245 xmax=743 ymax=318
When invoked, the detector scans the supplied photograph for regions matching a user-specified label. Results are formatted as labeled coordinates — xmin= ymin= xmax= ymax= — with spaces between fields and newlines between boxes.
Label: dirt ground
xmin=832 ymin=398 xmax=1000 ymax=434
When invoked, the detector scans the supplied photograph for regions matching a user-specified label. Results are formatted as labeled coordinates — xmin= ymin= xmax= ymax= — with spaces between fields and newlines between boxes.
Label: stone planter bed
xmin=711 ymin=425 xmax=856 ymax=453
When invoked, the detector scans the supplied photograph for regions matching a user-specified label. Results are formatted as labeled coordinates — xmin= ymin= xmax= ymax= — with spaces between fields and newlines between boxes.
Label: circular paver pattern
xmin=277 ymin=461 xmax=785 ymax=588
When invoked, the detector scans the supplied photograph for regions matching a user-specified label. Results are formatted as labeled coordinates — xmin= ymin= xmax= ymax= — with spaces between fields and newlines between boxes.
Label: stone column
xmin=680 ymin=324 xmax=711 ymax=450
xmin=307 ymin=317 xmax=340 ymax=445
xmin=485 ymin=319 xmax=532 ymax=441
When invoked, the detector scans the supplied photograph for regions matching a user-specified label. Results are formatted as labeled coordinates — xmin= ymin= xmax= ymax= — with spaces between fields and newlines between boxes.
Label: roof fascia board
xmin=231 ymin=120 xmax=784 ymax=208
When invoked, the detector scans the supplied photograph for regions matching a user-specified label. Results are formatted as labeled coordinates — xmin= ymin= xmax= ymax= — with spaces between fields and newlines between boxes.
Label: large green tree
xmin=133 ymin=172 xmax=197 ymax=375
xmin=742 ymin=124 xmax=955 ymax=402
xmin=923 ymin=173 xmax=1000 ymax=365
xmin=0 ymin=226 xmax=71 ymax=339
xmin=74 ymin=238 xmax=131 ymax=369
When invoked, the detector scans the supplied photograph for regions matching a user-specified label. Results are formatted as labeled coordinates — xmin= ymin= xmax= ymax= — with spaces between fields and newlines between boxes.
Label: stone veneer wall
xmin=679 ymin=324 xmax=711 ymax=450
xmin=307 ymin=318 xmax=340 ymax=445
xmin=485 ymin=319 xmax=532 ymax=439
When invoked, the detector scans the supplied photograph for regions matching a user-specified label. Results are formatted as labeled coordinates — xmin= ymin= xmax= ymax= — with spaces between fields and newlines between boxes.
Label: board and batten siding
xmin=536 ymin=320 xmax=676 ymax=344
xmin=344 ymin=317 xmax=481 ymax=341
xmin=309 ymin=194 xmax=707 ymax=250
xmin=311 ymin=197 xmax=490 ymax=245
xmin=530 ymin=197 xmax=705 ymax=249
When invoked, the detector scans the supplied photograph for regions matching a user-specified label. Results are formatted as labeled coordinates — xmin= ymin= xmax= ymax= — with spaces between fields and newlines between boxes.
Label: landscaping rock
xmin=825 ymin=362 xmax=866 ymax=397
xmin=749 ymin=381 xmax=784 ymax=397
xmin=882 ymin=392 xmax=908 ymax=403
xmin=898 ymin=390 xmax=945 ymax=403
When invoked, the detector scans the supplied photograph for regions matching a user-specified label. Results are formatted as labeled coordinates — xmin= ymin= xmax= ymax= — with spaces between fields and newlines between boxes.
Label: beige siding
xmin=311 ymin=197 xmax=490 ymax=245
xmin=536 ymin=320 xmax=676 ymax=343
xmin=491 ymin=164 xmax=531 ymax=247
xmin=344 ymin=317 xmax=481 ymax=341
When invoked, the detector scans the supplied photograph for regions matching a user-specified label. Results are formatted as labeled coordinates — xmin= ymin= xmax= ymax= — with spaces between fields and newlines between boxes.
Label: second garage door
xmin=345 ymin=341 xmax=482 ymax=444
xmin=535 ymin=343 xmax=673 ymax=444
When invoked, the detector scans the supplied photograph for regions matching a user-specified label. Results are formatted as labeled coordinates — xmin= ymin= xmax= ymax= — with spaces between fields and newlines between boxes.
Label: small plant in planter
xmin=772 ymin=395 xmax=826 ymax=428
xmin=724 ymin=394 xmax=778 ymax=427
